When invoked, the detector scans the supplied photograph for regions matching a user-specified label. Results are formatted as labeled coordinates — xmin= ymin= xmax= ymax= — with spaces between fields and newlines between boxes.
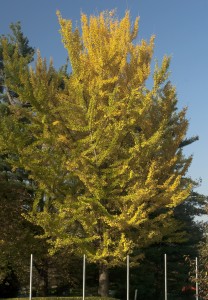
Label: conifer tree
xmin=0 ymin=24 xmax=53 ymax=297
xmin=0 ymin=11 xmax=194 ymax=296
xmin=0 ymin=21 xmax=34 ymax=104
xmin=0 ymin=24 xmax=79 ymax=297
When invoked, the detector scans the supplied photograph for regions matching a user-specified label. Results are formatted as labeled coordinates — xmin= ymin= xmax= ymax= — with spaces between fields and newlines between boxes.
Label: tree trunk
xmin=34 ymin=261 xmax=49 ymax=296
xmin=38 ymin=266 xmax=48 ymax=296
xmin=98 ymin=264 xmax=109 ymax=297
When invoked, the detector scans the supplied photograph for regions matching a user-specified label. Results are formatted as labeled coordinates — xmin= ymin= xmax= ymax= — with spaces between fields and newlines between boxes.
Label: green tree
xmin=0 ymin=23 xmax=35 ymax=296
xmin=0 ymin=24 xmax=52 ymax=297
xmin=0 ymin=11 xmax=195 ymax=296
xmin=189 ymin=201 xmax=208 ymax=300
xmin=0 ymin=21 xmax=34 ymax=104
xmin=0 ymin=23 xmax=81 ymax=298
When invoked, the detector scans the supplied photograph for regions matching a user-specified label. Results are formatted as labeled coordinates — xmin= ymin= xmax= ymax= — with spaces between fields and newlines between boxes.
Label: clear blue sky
xmin=1 ymin=0 xmax=208 ymax=195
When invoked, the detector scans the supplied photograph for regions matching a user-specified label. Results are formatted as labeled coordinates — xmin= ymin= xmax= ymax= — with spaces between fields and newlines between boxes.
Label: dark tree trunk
xmin=34 ymin=260 xmax=49 ymax=296
xmin=39 ymin=266 xmax=48 ymax=296
xmin=98 ymin=264 xmax=109 ymax=297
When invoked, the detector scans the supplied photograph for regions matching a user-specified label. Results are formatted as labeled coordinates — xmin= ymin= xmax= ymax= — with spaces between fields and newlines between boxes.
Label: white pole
xmin=83 ymin=254 xmax=86 ymax=300
xmin=127 ymin=255 xmax=129 ymax=300
xmin=196 ymin=257 xmax=199 ymax=300
xmin=29 ymin=254 xmax=33 ymax=300
xmin=164 ymin=254 xmax=167 ymax=300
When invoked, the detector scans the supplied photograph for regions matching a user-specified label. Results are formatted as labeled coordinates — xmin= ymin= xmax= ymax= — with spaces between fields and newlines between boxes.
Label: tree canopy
xmin=0 ymin=11 xmax=195 ymax=296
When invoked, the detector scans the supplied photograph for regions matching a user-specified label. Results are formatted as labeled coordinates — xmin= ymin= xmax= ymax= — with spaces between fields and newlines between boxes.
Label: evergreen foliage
xmin=0 ymin=21 xmax=34 ymax=103
xmin=189 ymin=202 xmax=208 ymax=300
xmin=0 ymin=23 xmax=77 ymax=298
xmin=0 ymin=23 xmax=36 ymax=296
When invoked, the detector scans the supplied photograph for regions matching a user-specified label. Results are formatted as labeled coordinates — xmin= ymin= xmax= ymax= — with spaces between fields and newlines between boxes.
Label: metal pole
xmin=29 ymin=254 xmax=33 ymax=300
xmin=83 ymin=254 xmax=86 ymax=300
xmin=134 ymin=289 xmax=138 ymax=300
xmin=164 ymin=254 xmax=167 ymax=300
xmin=196 ymin=257 xmax=199 ymax=300
xmin=127 ymin=255 xmax=129 ymax=300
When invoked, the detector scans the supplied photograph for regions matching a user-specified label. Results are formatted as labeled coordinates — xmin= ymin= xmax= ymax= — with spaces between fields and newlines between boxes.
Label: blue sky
xmin=1 ymin=0 xmax=208 ymax=195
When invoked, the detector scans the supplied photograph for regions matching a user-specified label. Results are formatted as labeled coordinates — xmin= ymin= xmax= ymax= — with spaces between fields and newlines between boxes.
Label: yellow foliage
xmin=0 ymin=9 xmax=193 ymax=268
xmin=57 ymin=134 xmax=67 ymax=142
xmin=52 ymin=120 xmax=60 ymax=126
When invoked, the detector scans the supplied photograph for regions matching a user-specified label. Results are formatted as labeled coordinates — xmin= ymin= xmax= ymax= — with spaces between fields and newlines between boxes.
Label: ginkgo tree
xmin=0 ymin=11 xmax=193 ymax=296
